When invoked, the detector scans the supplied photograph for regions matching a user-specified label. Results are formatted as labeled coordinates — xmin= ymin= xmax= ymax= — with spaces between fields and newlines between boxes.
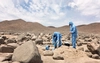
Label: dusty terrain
xmin=0 ymin=19 xmax=100 ymax=63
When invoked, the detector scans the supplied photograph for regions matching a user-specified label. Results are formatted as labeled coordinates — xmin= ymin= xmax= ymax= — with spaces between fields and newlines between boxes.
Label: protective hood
xmin=69 ymin=21 xmax=73 ymax=26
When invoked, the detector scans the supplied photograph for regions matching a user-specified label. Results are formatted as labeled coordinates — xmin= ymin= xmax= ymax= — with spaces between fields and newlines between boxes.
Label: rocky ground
xmin=0 ymin=32 xmax=100 ymax=63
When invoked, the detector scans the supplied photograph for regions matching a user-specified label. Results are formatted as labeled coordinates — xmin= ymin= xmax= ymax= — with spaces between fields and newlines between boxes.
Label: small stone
xmin=92 ymin=54 xmax=100 ymax=59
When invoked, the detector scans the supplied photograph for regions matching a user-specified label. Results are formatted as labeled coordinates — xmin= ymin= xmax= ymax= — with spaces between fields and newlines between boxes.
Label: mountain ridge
xmin=0 ymin=19 xmax=100 ymax=34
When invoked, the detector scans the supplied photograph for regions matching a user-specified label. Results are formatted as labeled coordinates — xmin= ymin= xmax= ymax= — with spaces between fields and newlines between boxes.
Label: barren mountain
xmin=0 ymin=19 xmax=50 ymax=33
xmin=0 ymin=19 xmax=99 ymax=34
xmin=77 ymin=23 xmax=100 ymax=34
xmin=55 ymin=23 xmax=100 ymax=34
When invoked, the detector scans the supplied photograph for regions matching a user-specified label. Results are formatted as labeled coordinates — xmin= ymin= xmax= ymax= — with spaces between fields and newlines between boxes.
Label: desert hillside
xmin=0 ymin=19 xmax=100 ymax=34
xmin=77 ymin=23 xmax=100 ymax=34
xmin=0 ymin=19 xmax=50 ymax=33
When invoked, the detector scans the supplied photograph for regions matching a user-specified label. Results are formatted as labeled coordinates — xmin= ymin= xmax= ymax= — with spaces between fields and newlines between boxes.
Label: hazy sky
xmin=0 ymin=0 xmax=100 ymax=27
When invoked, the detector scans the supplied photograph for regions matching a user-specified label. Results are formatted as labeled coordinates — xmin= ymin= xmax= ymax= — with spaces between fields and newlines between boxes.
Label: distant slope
xmin=56 ymin=23 xmax=100 ymax=34
xmin=56 ymin=25 xmax=69 ymax=34
xmin=0 ymin=19 xmax=49 ymax=32
xmin=77 ymin=23 xmax=100 ymax=34
xmin=0 ymin=19 xmax=100 ymax=34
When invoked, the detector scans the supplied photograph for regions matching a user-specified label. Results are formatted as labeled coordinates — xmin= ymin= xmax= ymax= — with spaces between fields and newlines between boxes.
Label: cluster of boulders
xmin=0 ymin=32 xmax=60 ymax=63
xmin=0 ymin=36 xmax=18 ymax=53
xmin=17 ymin=33 xmax=52 ymax=45
xmin=0 ymin=32 xmax=69 ymax=63
xmin=76 ymin=33 xmax=100 ymax=59
xmin=0 ymin=32 xmax=43 ymax=63
xmin=87 ymin=42 xmax=100 ymax=59
xmin=0 ymin=32 xmax=100 ymax=63
xmin=77 ymin=34 xmax=100 ymax=45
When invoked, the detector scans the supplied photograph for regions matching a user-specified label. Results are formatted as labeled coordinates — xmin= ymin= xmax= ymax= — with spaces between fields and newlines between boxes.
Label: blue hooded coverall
xmin=69 ymin=22 xmax=77 ymax=48
xmin=52 ymin=32 xmax=62 ymax=49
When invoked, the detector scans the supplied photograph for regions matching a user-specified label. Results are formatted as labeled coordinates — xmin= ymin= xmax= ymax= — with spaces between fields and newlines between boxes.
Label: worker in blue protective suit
xmin=52 ymin=32 xmax=62 ymax=49
xmin=69 ymin=22 xmax=77 ymax=49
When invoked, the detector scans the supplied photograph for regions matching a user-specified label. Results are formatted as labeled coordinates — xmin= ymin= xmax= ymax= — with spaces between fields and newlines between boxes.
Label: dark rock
xmin=0 ymin=45 xmax=15 ymax=53
xmin=0 ymin=37 xmax=5 ymax=44
xmin=6 ymin=39 xmax=17 ymax=44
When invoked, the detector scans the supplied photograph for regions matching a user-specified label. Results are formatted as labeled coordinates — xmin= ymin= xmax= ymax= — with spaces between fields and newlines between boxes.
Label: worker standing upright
xmin=69 ymin=22 xmax=77 ymax=49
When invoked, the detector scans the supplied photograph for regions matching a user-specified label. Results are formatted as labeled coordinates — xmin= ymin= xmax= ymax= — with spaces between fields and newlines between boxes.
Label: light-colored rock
xmin=77 ymin=42 xmax=82 ymax=46
xmin=38 ymin=33 xmax=44 ymax=39
xmin=43 ymin=41 xmax=52 ymax=45
xmin=85 ymin=61 xmax=100 ymax=63
xmin=35 ymin=39 xmax=43 ymax=45
xmin=43 ymin=50 xmax=54 ymax=56
xmin=12 ymin=41 xmax=42 ymax=63
xmin=42 ymin=36 xmax=48 ymax=42
xmin=0 ymin=57 xmax=7 ymax=62
xmin=0 ymin=61 xmax=9 ymax=63
xmin=31 ymin=36 xmax=37 ymax=41
xmin=17 ymin=34 xmax=26 ymax=42
xmin=7 ymin=43 xmax=19 ymax=49
xmin=86 ymin=52 xmax=92 ymax=58
xmin=77 ymin=47 xmax=84 ymax=51
xmin=53 ymin=53 xmax=64 ymax=60
xmin=0 ymin=53 xmax=12 ymax=62
xmin=12 ymin=61 xmax=20 ymax=63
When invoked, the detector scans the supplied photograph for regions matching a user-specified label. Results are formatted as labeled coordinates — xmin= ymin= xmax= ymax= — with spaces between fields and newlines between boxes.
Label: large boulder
xmin=12 ymin=41 xmax=42 ymax=63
